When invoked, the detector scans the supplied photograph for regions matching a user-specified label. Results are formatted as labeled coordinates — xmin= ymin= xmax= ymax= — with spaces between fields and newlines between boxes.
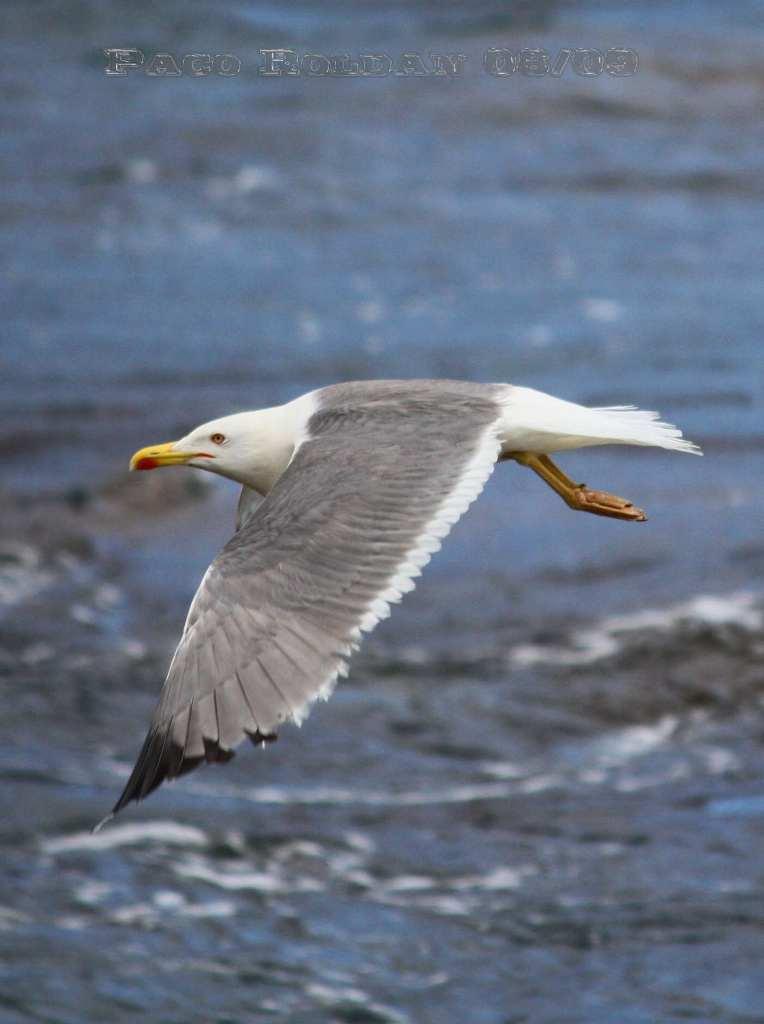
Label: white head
xmin=129 ymin=408 xmax=295 ymax=493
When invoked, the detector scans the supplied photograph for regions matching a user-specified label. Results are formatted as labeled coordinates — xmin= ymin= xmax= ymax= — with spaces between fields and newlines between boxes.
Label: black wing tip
xmin=202 ymin=738 xmax=236 ymax=764
xmin=246 ymin=729 xmax=278 ymax=747
xmin=109 ymin=712 xmax=277 ymax=821
xmin=108 ymin=728 xmax=239 ymax=818
xmin=109 ymin=728 xmax=169 ymax=816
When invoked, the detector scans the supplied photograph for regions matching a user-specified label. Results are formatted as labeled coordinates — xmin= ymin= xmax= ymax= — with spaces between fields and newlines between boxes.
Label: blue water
xmin=2 ymin=2 xmax=764 ymax=1022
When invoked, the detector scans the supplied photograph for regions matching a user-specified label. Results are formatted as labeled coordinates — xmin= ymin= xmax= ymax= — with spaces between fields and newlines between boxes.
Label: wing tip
xmin=91 ymin=811 xmax=114 ymax=834
xmin=108 ymin=723 xmax=245 ymax=819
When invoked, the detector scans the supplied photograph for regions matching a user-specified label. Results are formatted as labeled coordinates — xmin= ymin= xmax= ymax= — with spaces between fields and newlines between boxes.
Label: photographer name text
xmin=104 ymin=47 xmax=639 ymax=79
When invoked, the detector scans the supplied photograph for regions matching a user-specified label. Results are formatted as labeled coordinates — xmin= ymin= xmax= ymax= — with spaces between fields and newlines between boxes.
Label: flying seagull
xmin=105 ymin=380 xmax=699 ymax=822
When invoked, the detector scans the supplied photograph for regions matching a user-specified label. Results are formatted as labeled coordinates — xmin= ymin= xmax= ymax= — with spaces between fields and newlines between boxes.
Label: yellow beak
xmin=129 ymin=441 xmax=203 ymax=471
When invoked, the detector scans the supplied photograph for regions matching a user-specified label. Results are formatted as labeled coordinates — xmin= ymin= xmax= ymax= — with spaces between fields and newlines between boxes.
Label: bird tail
xmin=500 ymin=386 xmax=702 ymax=455
xmin=583 ymin=402 xmax=701 ymax=454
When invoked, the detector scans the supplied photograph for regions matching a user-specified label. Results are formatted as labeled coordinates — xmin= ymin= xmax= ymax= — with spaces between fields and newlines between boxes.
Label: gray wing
xmin=236 ymin=485 xmax=264 ymax=531
xmin=113 ymin=385 xmax=502 ymax=813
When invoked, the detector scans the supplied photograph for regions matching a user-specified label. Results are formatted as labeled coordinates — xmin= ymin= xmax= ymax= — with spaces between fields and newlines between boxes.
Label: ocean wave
xmin=510 ymin=589 xmax=763 ymax=669
xmin=41 ymin=820 xmax=209 ymax=854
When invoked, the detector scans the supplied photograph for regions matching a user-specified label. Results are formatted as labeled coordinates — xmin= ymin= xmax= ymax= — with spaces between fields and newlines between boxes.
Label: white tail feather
xmin=500 ymin=386 xmax=702 ymax=456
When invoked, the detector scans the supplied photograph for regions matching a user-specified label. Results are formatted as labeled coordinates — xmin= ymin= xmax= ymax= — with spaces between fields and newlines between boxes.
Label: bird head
xmin=129 ymin=412 xmax=266 ymax=487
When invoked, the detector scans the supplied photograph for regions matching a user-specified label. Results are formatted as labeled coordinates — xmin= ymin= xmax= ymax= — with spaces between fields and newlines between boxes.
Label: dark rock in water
xmin=99 ymin=469 xmax=210 ymax=519
xmin=64 ymin=486 xmax=91 ymax=510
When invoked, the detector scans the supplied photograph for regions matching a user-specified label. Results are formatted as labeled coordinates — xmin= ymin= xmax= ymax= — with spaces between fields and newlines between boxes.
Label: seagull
xmin=104 ymin=379 xmax=699 ymax=823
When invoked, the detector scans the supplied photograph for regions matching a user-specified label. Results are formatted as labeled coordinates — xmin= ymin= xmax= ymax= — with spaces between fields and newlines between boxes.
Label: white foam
xmin=20 ymin=642 xmax=54 ymax=665
xmin=510 ymin=589 xmax=762 ymax=668
xmin=173 ymin=854 xmax=322 ymax=894
xmin=0 ymin=906 xmax=30 ymax=931
xmin=109 ymin=891 xmax=237 ymax=926
xmin=384 ymin=875 xmax=434 ymax=892
xmin=583 ymin=297 xmax=623 ymax=323
xmin=234 ymin=164 xmax=278 ymax=193
xmin=452 ymin=865 xmax=535 ymax=891
xmin=206 ymin=164 xmax=279 ymax=199
xmin=305 ymin=984 xmax=408 ymax=1024
xmin=126 ymin=158 xmax=157 ymax=184
xmin=587 ymin=716 xmax=678 ymax=768
xmin=75 ymin=881 xmax=114 ymax=906
xmin=0 ymin=543 xmax=53 ymax=610
xmin=42 ymin=820 xmax=209 ymax=854
xmin=381 ymin=892 xmax=474 ymax=917
xmin=377 ymin=865 xmax=534 ymax=895
xmin=477 ymin=760 xmax=530 ymax=780
xmin=699 ymin=746 xmax=740 ymax=775
xmin=614 ymin=760 xmax=691 ymax=792
xmin=230 ymin=781 xmax=519 ymax=807
xmin=182 ymin=898 xmax=237 ymax=919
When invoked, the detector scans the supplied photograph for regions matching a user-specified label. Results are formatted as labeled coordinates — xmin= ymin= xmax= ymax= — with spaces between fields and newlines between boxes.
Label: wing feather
xmin=112 ymin=382 xmax=502 ymax=813
xmin=233 ymin=672 xmax=262 ymax=735
xmin=196 ymin=692 xmax=219 ymax=748
xmin=215 ymin=679 xmax=248 ymax=750
xmin=183 ymin=700 xmax=206 ymax=760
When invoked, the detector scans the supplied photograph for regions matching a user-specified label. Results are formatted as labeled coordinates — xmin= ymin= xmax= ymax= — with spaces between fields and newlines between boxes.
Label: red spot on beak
xmin=134 ymin=457 xmax=159 ymax=471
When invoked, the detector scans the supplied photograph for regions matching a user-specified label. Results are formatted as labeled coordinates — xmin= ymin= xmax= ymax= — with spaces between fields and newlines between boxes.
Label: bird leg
xmin=505 ymin=452 xmax=647 ymax=522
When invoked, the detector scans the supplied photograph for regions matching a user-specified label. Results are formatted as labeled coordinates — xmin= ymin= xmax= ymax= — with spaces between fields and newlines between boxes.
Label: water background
xmin=2 ymin=2 xmax=764 ymax=1021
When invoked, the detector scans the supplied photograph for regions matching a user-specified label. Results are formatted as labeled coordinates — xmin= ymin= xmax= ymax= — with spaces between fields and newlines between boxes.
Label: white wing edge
xmin=294 ymin=418 xmax=504 ymax=721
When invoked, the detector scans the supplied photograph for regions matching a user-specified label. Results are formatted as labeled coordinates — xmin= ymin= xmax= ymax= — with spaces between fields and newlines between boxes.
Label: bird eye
xmin=210 ymin=433 xmax=226 ymax=445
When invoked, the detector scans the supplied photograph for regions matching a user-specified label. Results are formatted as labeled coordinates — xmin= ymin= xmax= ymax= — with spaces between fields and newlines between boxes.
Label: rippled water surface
xmin=2 ymin=2 xmax=764 ymax=1022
